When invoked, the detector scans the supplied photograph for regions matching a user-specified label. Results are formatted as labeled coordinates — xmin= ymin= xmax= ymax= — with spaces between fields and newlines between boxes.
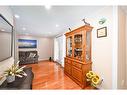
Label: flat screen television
xmin=0 ymin=14 xmax=13 ymax=62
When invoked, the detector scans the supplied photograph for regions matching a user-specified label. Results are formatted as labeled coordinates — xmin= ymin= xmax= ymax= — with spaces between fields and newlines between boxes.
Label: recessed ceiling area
xmin=10 ymin=6 xmax=104 ymax=37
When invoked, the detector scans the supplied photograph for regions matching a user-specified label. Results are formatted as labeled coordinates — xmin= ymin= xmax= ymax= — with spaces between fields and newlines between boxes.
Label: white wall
xmin=117 ymin=7 xmax=126 ymax=89
xmin=124 ymin=7 xmax=127 ymax=88
xmin=82 ymin=7 xmax=114 ymax=89
xmin=126 ymin=15 xmax=127 ymax=88
xmin=69 ymin=7 xmax=115 ymax=89
xmin=55 ymin=6 xmax=115 ymax=89
xmin=18 ymin=35 xmax=54 ymax=61
xmin=0 ymin=6 xmax=14 ymax=84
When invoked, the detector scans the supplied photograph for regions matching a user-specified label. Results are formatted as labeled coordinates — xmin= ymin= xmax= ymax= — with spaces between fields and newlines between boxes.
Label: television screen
xmin=18 ymin=39 xmax=37 ymax=48
xmin=0 ymin=14 xmax=13 ymax=62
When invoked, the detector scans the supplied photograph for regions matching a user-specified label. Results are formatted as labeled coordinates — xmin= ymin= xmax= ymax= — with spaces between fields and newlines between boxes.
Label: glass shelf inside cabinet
xmin=67 ymin=36 xmax=72 ymax=57
xmin=74 ymin=34 xmax=83 ymax=61
xmin=86 ymin=32 xmax=91 ymax=61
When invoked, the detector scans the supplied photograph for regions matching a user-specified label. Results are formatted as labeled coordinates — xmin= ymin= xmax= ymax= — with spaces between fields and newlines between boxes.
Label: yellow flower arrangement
xmin=92 ymin=77 xmax=100 ymax=85
xmin=86 ymin=71 xmax=103 ymax=88
xmin=89 ymin=71 xmax=95 ymax=75
xmin=86 ymin=73 xmax=92 ymax=79
xmin=86 ymin=71 xmax=96 ymax=79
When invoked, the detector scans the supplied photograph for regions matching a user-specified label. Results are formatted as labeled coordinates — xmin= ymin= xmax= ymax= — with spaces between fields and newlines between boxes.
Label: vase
xmin=6 ymin=75 xmax=15 ymax=83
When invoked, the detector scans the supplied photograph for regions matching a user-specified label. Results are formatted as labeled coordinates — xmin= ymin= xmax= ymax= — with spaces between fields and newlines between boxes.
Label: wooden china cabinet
xmin=64 ymin=25 xmax=93 ymax=88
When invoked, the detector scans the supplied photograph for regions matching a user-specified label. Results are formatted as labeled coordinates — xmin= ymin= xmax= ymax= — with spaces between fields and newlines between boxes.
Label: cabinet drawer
xmin=73 ymin=61 xmax=82 ymax=69
xmin=72 ymin=66 xmax=82 ymax=83
xmin=65 ymin=63 xmax=72 ymax=75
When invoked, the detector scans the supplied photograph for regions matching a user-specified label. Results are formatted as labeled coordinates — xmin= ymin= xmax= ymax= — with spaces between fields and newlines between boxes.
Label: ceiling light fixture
xmin=22 ymin=27 xmax=26 ymax=31
xmin=14 ymin=14 xmax=20 ymax=19
xmin=45 ymin=5 xmax=51 ymax=10
xmin=55 ymin=24 xmax=59 ymax=27
xmin=1 ymin=29 xmax=5 ymax=31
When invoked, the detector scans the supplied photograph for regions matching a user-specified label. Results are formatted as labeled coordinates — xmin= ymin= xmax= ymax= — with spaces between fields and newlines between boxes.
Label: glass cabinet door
xmin=74 ymin=34 xmax=83 ymax=61
xmin=67 ymin=36 xmax=72 ymax=57
xmin=86 ymin=32 xmax=91 ymax=62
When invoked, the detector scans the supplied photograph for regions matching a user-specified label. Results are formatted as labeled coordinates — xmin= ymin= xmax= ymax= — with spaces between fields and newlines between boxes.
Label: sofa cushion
xmin=19 ymin=51 xmax=38 ymax=65
xmin=29 ymin=53 xmax=36 ymax=58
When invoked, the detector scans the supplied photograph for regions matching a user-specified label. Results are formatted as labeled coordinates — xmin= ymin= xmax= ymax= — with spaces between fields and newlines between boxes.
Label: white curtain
xmin=54 ymin=34 xmax=66 ymax=67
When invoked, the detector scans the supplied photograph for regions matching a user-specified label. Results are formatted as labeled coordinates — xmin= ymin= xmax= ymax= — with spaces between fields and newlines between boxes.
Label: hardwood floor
xmin=26 ymin=61 xmax=82 ymax=90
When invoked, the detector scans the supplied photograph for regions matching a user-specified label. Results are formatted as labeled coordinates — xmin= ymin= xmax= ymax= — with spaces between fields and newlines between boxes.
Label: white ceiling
xmin=10 ymin=6 xmax=103 ymax=37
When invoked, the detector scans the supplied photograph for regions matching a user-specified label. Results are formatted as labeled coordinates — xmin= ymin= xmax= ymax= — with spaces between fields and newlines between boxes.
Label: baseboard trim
xmin=38 ymin=60 xmax=49 ymax=62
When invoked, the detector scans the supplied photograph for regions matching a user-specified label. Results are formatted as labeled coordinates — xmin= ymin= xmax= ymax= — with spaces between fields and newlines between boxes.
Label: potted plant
xmin=86 ymin=71 xmax=103 ymax=89
xmin=4 ymin=61 xmax=27 ymax=83
xmin=0 ymin=75 xmax=3 ymax=80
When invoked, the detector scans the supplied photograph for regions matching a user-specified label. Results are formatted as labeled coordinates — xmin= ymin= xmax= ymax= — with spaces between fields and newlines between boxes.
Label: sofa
xmin=19 ymin=51 xmax=39 ymax=65
xmin=0 ymin=67 xmax=34 ymax=90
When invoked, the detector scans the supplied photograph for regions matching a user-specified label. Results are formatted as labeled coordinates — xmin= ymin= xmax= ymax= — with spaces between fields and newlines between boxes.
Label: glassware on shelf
xmin=74 ymin=34 xmax=82 ymax=43
xmin=67 ymin=36 xmax=72 ymax=57
xmin=74 ymin=34 xmax=83 ymax=61
xmin=86 ymin=32 xmax=91 ymax=61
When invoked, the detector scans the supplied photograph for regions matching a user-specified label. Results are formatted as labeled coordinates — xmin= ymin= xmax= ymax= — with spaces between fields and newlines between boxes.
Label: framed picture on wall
xmin=97 ymin=27 xmax=107 ymax=38
xmin=18 ymin=39 xmax=37 ymax=48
